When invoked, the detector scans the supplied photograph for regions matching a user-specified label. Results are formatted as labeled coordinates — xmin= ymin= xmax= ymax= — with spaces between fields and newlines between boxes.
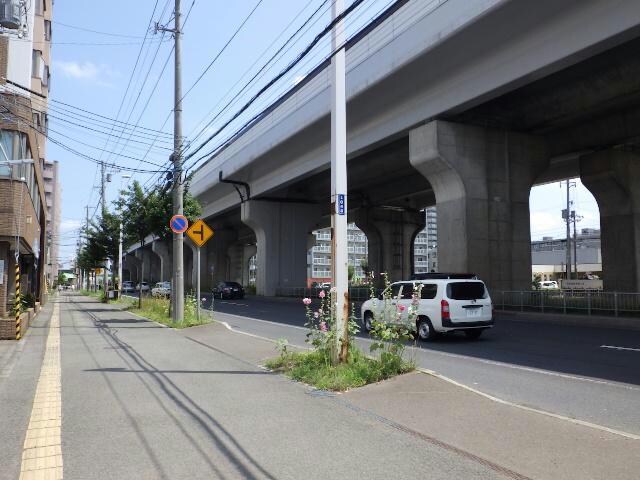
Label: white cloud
xmin=54 ymin=61 xmax=120 ymax=86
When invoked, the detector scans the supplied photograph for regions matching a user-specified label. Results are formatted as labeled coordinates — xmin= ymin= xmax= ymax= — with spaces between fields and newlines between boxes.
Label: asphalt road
xmin=202 ymin=294 xmax=640 ymax=436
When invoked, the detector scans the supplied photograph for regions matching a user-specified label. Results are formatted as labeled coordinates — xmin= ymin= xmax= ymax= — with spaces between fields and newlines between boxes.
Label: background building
xmin=43 ymin=159 xmax=60 ymax=286
xmin=532 ymin=228 xmax=602 ymax=281
xmin=0 ymin=0 xmax=52 ymax=327
xmin=307 ymin=207 xmax=438 ymax=285
xmin=414 ymin=207 xmax=438 ymax=274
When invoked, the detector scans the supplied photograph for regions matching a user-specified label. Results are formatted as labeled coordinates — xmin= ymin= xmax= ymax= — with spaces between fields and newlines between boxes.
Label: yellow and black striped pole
xmin=15 ymin=260 xmax=21 ymax=340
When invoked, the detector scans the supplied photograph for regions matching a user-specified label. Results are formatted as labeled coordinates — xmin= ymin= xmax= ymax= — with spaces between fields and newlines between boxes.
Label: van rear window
xmin=446 ymin=282 xmax=486 ymax=300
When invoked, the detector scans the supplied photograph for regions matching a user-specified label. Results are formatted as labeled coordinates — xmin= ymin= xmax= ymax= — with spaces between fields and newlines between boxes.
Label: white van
xmin=540 ymin=280 xmax=559 ymax=290
xmin=361 ymin=276 xmax=494 ymax=340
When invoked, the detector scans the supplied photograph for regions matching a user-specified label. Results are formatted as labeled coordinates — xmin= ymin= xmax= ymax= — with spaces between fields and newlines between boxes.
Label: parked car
xmin=213 ymin=281 xmax=245 ymax=299
xmin=361 ymin=274 xmax=493 ymax=341
xmin=540 ymin=280 xmax=559 ymax=290
xmin=136 ymin=282 xmax=150 ymax=293
xmin=151 ymin=281 xmax=171 ymax=298
xmin=122 ymin=281 xmax=135 ymax=293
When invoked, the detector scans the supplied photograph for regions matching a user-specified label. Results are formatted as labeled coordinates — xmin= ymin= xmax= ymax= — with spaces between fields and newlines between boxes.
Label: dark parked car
xmin=213 ymin=281 xmax=245 ymax=299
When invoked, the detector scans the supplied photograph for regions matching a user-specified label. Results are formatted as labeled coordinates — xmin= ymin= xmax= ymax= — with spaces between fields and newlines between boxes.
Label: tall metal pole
xmin=117 ymin=174 xmax=131 ymax=300
xmin=565 ymin=179 xmax=571 ymax=281
xmin=196 ymin=247 xmax=200 ymax=322
xmin=85 ymin=205 xmax=90 ymax=290
xmin=101 ymin=163 xmax=109 ymax=298
xmin=331 ymin=0 xmax=349 ymax=363
xmin=172 ymin=0 xmax=185 ymax=322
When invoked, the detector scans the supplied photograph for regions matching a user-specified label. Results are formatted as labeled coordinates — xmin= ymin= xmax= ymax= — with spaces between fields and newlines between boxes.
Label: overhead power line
xmin=52 ymin=20 xmax=147 ymax=39
xmin=143 ymin=0 xmax=327 ymax=191
xmin=183 ymin=0 xmax=368 ymax=165
xmin=183 ymin=0 xmax=414 ymax=175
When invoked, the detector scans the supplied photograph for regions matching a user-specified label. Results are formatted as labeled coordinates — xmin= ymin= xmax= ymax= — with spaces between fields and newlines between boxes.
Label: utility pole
xmin=85 ymin=205 xmax=90 ymax=290
xmin=156 ymin=0 xmax=185 ymax=321
xmin=118 ymin=174 xmax=131 ymax=299
xmin=331 ymin=0 xmax=349 ymax=363
xmin=172 ymin=0 xmax=184 ymax=322
xmin=564 ymin=179 xmax=571 ymax=281
xmin=100 ymin=163 xmax=109 ymax=299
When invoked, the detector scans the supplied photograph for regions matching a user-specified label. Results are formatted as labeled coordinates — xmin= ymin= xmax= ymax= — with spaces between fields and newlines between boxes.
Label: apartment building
xmin=43 ymin=159 xmax=60 ymax=285
xmin=0 ymin=0 xmax=52 ymax=333
xmin=307 ymin=207 xmax=438 ymax=285
xmin=413 ymin=207 xmax=438 ymax=274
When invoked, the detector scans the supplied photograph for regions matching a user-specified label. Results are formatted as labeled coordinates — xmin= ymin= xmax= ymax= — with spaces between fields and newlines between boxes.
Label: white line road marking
xmin=221 ymin=312 xmax=640 ymax=392
xmin=419 ymin=369 xmax=640 ymax=441
xmin=216 ymin=317 xmax=640 ymax=441
xmin=601 ymin=345 xmax=640 ymax=352
xmin=20 ymin=302 xmax=63 ymax=480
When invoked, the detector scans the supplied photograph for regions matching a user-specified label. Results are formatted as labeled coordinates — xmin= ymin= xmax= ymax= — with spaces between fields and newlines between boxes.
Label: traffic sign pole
xmin=185 ymin=219 xmax=214 ymax=323
xmin=196 ymin=247 xmax=201 ymax=322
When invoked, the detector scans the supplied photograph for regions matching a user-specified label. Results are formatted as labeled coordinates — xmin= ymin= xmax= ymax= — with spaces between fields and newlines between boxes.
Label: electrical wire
xmin=52 ymin=20 xmax=147 ymax=39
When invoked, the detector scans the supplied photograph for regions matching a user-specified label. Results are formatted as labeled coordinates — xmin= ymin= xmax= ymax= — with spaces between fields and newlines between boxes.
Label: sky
xmin=49 ymin=1 xmax=600 ymax=268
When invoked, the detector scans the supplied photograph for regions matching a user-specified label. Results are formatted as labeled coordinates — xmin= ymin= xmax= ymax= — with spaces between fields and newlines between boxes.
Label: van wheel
xmin=416 ymin=319 xmax=433 ymax=341
xmin=363 ymin=312 xmax=373 ymax=332
xmin=464 ymin=329 xmax=484 ymax=340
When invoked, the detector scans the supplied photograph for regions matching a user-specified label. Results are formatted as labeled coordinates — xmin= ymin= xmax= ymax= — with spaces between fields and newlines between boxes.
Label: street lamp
xmin=117 ymin=174 xmax=131 ymax=299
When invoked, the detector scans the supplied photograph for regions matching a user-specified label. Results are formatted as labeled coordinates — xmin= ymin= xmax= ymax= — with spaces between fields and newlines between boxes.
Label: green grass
xmin=80 ymin=289 xmax=103 ymax=300
xmin=115 ymin=296 xmax=212 ymax=329
xmin=264 ymin=348 xmax=414 ymax=391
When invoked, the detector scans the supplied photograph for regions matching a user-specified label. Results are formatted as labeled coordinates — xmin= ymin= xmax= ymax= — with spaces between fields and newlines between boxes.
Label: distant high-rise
xmin=43 ymin=159 xmax=60 ymax=286
xmin=307 ymin=207 xmax=438 ymax=285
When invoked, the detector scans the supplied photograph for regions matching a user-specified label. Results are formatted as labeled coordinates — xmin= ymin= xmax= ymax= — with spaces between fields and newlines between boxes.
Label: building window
xmin=32 ymin=50 xmax=43 ymax=78
xmin=44 ymin=20 xmax=51 ymax=41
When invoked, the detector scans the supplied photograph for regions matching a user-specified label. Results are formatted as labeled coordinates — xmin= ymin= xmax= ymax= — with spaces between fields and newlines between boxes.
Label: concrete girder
xmin=580 ymin=149 xmax=640 ymax=292
xmin=410 ymin=120 xmax=548 ymax=292
xmin=151 ymin=240 xmax=172 ymax=283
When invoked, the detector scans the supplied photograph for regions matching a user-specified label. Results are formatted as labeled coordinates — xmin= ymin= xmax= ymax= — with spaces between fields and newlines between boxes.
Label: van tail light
xmin=441 ymin=299 xmax=450 ymax=320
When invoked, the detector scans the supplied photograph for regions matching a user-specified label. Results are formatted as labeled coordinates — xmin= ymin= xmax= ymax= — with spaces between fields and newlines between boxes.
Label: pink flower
xmin=302 ymin=298 xmax=312 ymax=305
xmin=314 ymin=312 xmax=319 ymax=318
xmin=320 ymin=321 xmax=327 ymax=332
xmin=319 ymin=290 xmax=326 ymax=298
xmin=398 ymin=305 xmax=406 ymax=312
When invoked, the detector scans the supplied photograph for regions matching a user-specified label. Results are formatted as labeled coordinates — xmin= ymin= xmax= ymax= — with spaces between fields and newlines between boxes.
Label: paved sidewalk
xmin=10 ymin=294 xmax=636 ymax=480
xmin=187 ymin=319 xmax=640 ymax=480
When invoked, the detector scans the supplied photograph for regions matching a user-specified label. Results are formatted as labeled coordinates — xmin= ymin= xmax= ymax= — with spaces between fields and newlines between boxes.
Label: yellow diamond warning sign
xmin=186 ymin=219 xmax=214 ymax=247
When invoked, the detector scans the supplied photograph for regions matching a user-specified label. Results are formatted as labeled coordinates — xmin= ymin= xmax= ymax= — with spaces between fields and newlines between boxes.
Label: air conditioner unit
xmin=0 ymin=0 xmax=20 ymax=30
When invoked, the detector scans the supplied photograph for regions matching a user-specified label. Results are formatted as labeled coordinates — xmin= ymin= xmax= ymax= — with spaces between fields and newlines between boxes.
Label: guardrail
xmin=496 ymin=291 xmax=640 ymax=317
xmin=275 ymin=287 xmax=640 ymax=318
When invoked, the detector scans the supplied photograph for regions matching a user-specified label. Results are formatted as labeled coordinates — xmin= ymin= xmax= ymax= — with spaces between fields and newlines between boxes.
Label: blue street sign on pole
xmin=337 ymin=194 xmax=346 ymax=215
xmin=170 ymin=214 xmax=189 ymax=234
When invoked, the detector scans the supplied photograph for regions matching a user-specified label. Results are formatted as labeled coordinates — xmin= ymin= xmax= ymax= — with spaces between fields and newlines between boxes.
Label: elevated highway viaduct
xmin=128 ymin=0 xmax=640 ymax=296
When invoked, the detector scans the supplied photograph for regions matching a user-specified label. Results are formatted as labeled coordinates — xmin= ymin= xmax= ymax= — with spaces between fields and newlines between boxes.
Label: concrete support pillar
xmin=204 ymin=230 xmax=237 ymax=289
xmin=410 ymin=120 xmax=547 ymax=292
xmin=186 ymin=242 xmax=208 ymax=292
xmin=227 ymin=243 xmax=244 ymax=285
xmin=580 ymin=150 xmax=640 ymax=292
xmin=151 ymin=240 xmax=172 ymax=282
xmin=184 ymin=244 xmax=195 ymax=294
xmin=354 ymin=208 xmax=425 ymax=282
xmin=241 ymin=200 xmax=321 ymax=296
xmin=124 ymin=254 xmax=141 ymax=283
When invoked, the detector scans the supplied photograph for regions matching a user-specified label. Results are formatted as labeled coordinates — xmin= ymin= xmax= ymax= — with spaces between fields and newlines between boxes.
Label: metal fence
xmin=275 ymin=287 xmax=640 ymax=318
xmin=495 ymin=291 xmax=640 ymax=317
xmin=275 ymin=287 xmax=375 ymax=302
